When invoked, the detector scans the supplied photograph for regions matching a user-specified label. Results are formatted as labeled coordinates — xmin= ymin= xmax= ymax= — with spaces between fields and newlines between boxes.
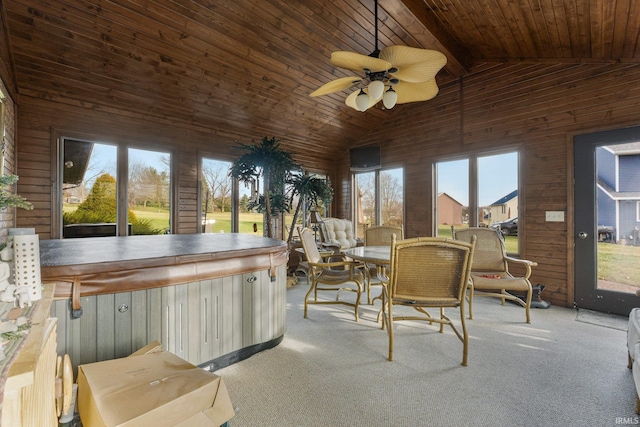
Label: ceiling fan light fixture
xmin=310 ymin=0 xmax=446 ymax=111
xmin=368 ymin=80 xmax=385 ymax=100
xmin=383 ymin=87 xmax=398 ymax=109
xmin=355 ymin=89 xmax=370 ymax=112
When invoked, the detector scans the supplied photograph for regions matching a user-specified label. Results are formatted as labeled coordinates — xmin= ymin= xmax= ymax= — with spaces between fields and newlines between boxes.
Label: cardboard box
xmin=128 ymin=340 xmax=164 ymax=357
xmin=77 ymin=350 xmax=234 ymax=427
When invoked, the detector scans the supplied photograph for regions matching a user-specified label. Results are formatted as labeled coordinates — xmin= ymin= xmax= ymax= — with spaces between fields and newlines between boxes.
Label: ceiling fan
xmin=310 ymin=0 xmax=447 ymax=112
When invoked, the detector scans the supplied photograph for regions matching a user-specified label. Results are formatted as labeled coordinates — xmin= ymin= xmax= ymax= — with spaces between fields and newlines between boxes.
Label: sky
xmin=82 ymin=143 xmax=170 ymax=187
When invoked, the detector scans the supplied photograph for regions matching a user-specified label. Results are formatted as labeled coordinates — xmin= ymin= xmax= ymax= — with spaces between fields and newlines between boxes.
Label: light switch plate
xmin=545 ymin=211 xmax=564 ymax=222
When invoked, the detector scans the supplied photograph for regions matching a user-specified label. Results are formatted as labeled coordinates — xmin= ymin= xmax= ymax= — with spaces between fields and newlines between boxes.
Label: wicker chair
xmin=381 ymin=235 xmax=476 ymax=365
xmin=363 ymin=225 xmax=403 ymax=305
xmin=453 ymin=227 xmax=537 ymax=323
xmin=298 ymin=227 xmax=364 ymax=321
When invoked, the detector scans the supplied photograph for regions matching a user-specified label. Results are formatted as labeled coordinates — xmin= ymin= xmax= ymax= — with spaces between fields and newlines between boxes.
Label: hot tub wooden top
xmin=39 ymin=233 xmax=289 ymax=298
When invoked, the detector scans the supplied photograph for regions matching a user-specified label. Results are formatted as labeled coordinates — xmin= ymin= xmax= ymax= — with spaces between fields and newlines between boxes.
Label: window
xmin=238 ymin=175 xmax=263 ymax=235
xmin=201 ymin=157 xmax=233 ymax=233
xmin=353 ymin=168 xmax=404 ymax=238
xmin=435 ymin=159 xmax=469 ymax=237
xmin=354 ymin=171 xmax=376 ymax=237
xmin=59 ymin=138 xmax=173 ymax=238
xmin=128 ymin=148 xmax=171 ymax=234
xmin=435 ymin=151 xmax=519 ymax=253
xmin=380 ymin=168 xmax=404 ymax=227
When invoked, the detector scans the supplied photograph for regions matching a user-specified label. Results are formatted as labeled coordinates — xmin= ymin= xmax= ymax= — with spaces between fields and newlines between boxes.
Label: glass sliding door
xmin=62 ymin=140 xmax=118 ymax=238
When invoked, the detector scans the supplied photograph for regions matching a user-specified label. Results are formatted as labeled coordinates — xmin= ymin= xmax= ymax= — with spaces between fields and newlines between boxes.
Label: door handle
xmin=578 ymin=232 xmax=588 ymax=239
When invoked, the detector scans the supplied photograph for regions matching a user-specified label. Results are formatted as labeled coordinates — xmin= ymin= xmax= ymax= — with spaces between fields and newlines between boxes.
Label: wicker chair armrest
xmin=320 ymin=243 xmax=341 ymax=253
xmin=504 ymin=256 xmax=537 ymax=267
xmin=308 ymin=259 xmax=357 ymax=269
xmin=504 ymin=256 xmax=537 ymax=279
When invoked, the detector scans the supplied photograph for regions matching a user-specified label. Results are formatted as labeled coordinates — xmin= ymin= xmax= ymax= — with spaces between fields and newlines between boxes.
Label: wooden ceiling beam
xmin=387 ymin=0 xmax=473 ymax=77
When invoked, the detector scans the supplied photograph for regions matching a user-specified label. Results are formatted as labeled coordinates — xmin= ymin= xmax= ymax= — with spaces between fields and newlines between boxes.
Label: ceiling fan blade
xmin=345 ymin=88 xmax=383 ymax=111
xmin=331 ymin=51 xmax=392 ymax=73
xmin=310 ymin=76 xmax=362 ymax=97
xmin=379 ymin=46 xmax=447 ymax=83
xmin=393 ymin=79 xmax=439 ymax=104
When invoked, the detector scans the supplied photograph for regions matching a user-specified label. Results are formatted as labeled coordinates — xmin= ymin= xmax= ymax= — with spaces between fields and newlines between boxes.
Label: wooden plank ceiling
xmin=2 ymin=0 xmax=640 ymax=165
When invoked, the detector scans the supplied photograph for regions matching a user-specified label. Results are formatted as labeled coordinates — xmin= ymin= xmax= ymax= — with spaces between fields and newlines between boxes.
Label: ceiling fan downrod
xmin=369 ymin=0 xmax=381 ymax=58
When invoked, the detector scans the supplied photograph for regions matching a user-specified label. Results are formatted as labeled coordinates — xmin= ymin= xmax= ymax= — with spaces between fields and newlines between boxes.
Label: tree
xmin=380 ymin=173 xmax=403 ymax=225
xmin=63 ymin=173 xmax=163 ymax=235
xmin=71 ymin=173 xmax=118 ymax=222
xmin=129 ymin=164 xmax=168 ymax=210
xmin=202 ymin=161 xmax=232 ymax=214
xmin=229 ymin=137 xmax=299 ymax=238
xmin=356 ymin=173 xmax=375 ymax=225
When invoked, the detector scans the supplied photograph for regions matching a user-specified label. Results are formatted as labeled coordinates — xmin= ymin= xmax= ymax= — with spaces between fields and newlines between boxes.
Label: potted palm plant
xmin=285 ymin=174 xmax=333 ymax=245
xmin=229 ymin=137 xmax=299 ymax=238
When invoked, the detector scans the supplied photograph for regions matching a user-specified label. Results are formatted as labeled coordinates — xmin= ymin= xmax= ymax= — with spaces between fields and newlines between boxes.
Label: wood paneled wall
xmin=10 ymin=61 xmax=640 ymax=309
xmin=14 ymin=96 xmax=337 ymax=237
xmin=343 ymin=62 xmax=640 ymax=307
xmin=0 ymin=84 xmax=17 ymax=240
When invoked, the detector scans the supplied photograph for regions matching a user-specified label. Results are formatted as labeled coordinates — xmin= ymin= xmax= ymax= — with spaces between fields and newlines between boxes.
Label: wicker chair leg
xmin=354 ymin=289 xmax=361 ymax=323
xmin=467 ymin=282 xmax=474 ymax=320
xmin=303 ymin=281 xmax=316 ymax=319
xmin=524 ymin=287 xmax=532 ymax=324
xmin=460 ymin=305 xmax=468 ymax=366
xmin=387 ymin=305 xmax=394 ymax=361
xmin=365 ymin=268 xmax=372 ymax=305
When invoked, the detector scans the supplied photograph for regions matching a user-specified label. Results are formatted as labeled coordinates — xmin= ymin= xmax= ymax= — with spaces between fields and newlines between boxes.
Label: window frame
xmin=434 ymin=148 xmax=521 ymax=254
xmin=198 ymin=154 xmax=238 ymax=233
xmin=351 ymin=166 xmax=405 ymax=238
xmin=54 ymin=134 xmax=176 ymax=239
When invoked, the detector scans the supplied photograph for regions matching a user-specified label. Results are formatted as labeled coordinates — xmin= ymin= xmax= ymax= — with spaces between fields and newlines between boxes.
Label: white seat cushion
xmin=322 ymin=218 xmax=358 ymax=249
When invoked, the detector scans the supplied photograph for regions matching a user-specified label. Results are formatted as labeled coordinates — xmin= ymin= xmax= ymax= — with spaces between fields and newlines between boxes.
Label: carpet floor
xmin=216 ymin=280 xmax=636 ymax=427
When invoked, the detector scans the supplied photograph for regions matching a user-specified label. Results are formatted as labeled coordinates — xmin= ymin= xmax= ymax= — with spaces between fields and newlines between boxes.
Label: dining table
xmin=342 ymin=245 xmax=391 ymax=267
xmin=342 ymin=246 xmax=392 ymax=300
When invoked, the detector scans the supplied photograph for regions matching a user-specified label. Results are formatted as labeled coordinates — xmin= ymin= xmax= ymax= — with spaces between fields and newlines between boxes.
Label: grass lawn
xmin=65 ymin=204 xmax=264 ymax=235
xmin=131 ymin=206 xmax=171 ymax=231
xmin=201 ymin=212 xmax=263 ymax=234
xmin=597 ymin=242 xmax=640 ymax=287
